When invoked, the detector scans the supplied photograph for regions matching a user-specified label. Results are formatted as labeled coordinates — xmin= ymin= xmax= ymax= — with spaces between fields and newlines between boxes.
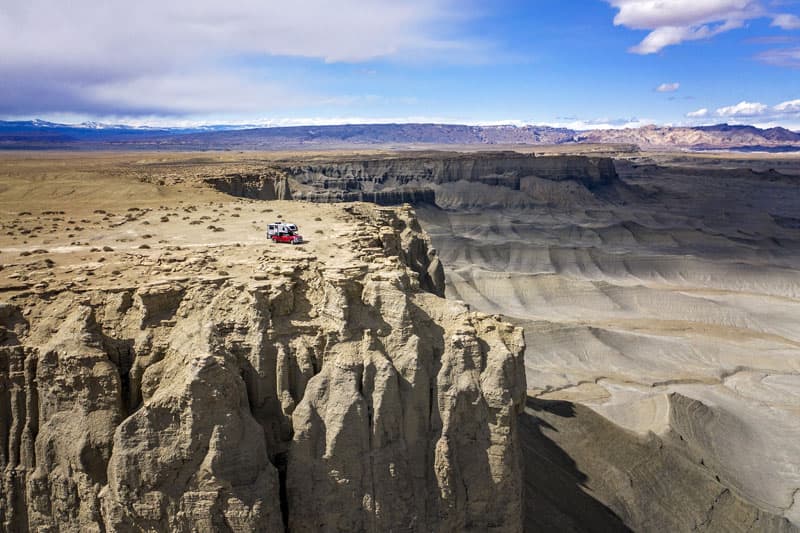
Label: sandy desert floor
xmin=0 ymin=152 xmax=390 ymax=306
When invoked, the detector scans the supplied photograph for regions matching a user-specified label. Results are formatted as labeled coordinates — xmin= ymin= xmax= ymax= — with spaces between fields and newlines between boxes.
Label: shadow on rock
xmin=521 ymin=397 xmax=632 ymax=533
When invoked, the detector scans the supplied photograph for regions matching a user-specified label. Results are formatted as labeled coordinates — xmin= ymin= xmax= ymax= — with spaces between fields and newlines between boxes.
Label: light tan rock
xmin=0 ymin=203 xmax=525 ymax=532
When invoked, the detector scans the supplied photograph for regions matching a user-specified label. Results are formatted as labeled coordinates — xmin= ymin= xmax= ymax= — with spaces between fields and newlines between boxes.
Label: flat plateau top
xmin=0 ymin=154 xmax=373 ymax=296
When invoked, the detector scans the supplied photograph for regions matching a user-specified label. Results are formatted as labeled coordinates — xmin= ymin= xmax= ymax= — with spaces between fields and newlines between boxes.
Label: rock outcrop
xmin=206 ymin=171 xmax=292 ymax=200
xmin=204 ymin=152 xmax=620 ymax=208
xmin=279 ymin=151 xmax=618 ymax=193
xmin=0 ymin=204 xmax=525 ymax=532
xmin=296 ymin=187 xmax=436 ymax=206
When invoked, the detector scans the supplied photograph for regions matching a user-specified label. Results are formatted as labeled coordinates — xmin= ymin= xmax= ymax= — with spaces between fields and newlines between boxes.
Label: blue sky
xmin=1 ymin=0 xmax=799 ymax=128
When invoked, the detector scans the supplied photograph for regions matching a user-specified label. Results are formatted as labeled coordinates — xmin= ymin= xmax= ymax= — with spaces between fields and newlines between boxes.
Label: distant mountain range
xmin=1 ymin=120 xmax=799 ymax=152
xmin=577 ymin=124 xmax=800 ymax=152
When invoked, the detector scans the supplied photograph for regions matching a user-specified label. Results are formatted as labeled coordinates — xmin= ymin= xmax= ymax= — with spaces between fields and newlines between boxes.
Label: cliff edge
xmin=0 ymin=200 xmax=525 ymax=532
xmin=203 ymin=152 xmax=621 ymax=208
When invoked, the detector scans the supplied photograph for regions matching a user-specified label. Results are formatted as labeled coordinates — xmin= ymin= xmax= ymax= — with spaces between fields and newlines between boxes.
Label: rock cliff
xmin=206 ymin=171 xmax=293 ymax=201
xmin=205 ymin=152 xmax=621 ymax=208
xmin=418 ymin=154 xmax=800 ymax=530
xmin=0 ymin=203 xmax=525 ymax=532
xmin=279 ymin=152 xmax=618 ymax=198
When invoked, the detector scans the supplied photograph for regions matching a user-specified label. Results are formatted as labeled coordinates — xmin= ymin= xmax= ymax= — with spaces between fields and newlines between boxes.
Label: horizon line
xmin=2 ymin=117 xmax=798 ymax=133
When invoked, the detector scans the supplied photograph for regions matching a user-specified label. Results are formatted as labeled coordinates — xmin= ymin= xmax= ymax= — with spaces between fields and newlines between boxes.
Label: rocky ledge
xmin=0 ymin=204 xmax=526 ymax=532
xmin=204 ymin=152 xmax=619 ymax=207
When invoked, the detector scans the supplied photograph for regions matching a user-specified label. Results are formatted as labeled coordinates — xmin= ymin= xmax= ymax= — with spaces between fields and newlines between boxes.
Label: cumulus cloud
xmin=657 ymin=82 xmax=680 ymax=92
xmin=0 ymin=0 xmax=475 ymax=117
xmin=774 ymin=99 xmax=800 ymax=113
xmin=716 ymin=101 xmax=769 ymax=117
xmin=607 ymin=0 xmax=764 ymax=53
xmin=678 ymin=97 xmax=800 ymax=130
xmin=772 ymin=13 xmax=800 ymax=30
xmin=684 ymin=99 xmax=800 ymax=124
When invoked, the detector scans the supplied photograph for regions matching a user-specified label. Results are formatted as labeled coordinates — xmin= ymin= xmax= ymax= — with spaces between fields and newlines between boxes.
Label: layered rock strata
xmin=0 ymin=204 xmax=525 ymax=532
xmin=205 ymin=171 xmax=293 ymax=201
xmin=522 ymin=398 xmax=797 ymax=532
xmin=278 ymin=152 xmax=617 ymax=190
xmin=205 ymin=152 xmax=619 ymax=207
xmin=418 ymin=156 xmax=800 ymax=530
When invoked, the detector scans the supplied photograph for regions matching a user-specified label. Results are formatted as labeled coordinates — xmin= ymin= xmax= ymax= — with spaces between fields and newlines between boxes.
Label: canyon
xmin=1 ymin=149 xmax=799 ymax=531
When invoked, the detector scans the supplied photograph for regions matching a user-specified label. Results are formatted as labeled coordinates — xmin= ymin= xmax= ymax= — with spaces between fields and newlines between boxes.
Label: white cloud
xmin=772 ymin=13 xmax=800 ymax=30
xmin=0 ymin=0 xmax=470 ymax=65
xmin=716 ymin=101 xmax=769 ymax=117
xmin=657 ymin=82 xmax=681 ymax=92
xmin=685 ymin=98 xmax=800 ymax=125
xmin=607 ymin=0 xmax=763 ymax=53
xmin=0 ymin=0 xmax=476 ymax=116
xmin=544 ymin=117 xmax=655 ymax=130
xmin=757 ymin=47 xmax=800 ymax=68
xmin=84 ymin=72 xmax=317 ymax=115
xmin=774 ymin=99 xmax=800 ymax=113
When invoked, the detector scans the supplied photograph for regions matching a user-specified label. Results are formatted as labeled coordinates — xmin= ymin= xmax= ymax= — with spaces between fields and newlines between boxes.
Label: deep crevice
xmin=101 ymin=335 xmax=137 ymax=416
xmin=274 ymin=451 xmax=290 ymax=532
xmin=0 ymin=349 xmax=12 ymax=468
xmin=23 ymin=351 xmax=38 ymax=469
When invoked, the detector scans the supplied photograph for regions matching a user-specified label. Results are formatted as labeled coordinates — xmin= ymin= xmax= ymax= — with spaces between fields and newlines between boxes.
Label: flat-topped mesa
xmin=0 ymin=204 xmax=526 ymax=532
xmin=278 ymin=152 xmax=619 ymax=200
xmin=201 ymin=152 xmax=619 ymax=207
